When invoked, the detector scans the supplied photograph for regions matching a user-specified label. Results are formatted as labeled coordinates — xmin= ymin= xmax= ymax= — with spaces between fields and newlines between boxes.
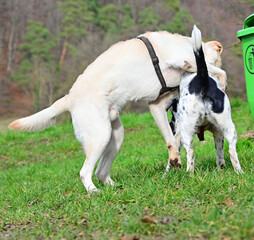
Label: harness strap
xmin=137 ymin=36 xmax=178 ymax=96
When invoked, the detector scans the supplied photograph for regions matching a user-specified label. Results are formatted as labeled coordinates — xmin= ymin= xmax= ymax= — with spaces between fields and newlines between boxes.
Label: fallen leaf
xmin=79 ymin=219 xmax=88 ymax=225
xmin=228 ymin=184 xmax=237 ymax=192
xmin=141 ymin=215 xmax=158 ymax=224
xmin=43 ymin=213 xmax=50 ymax=218
xmin=160 ymin=216 xmax=179 ymax=224
xmin=28 ymin=198 xmax=39 ymax=206
xmin=3 ymin=223 xmax=16 ymax=230
xmin=120 ymin=236 xmax=140 ymax=240
xmin=143 ymin=208 xmax=150 ymax=215
xmin=222 ymin=195 xmax=234 ymax=207
xmin=120 ymin=237 xmax=128 ymax=240
xmin=0 ymin=233 xmax=11 ymax=238
xmin=4 ymin=202 xmax=12 ymax=208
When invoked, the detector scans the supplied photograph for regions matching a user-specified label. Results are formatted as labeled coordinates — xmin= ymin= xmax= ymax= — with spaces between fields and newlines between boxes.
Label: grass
xmin=0 ymin=99 xmax=253 ymax=239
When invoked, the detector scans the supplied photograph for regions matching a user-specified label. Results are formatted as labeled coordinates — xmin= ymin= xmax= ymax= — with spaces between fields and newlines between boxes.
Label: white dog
xmin=166 ymin=26 xmax=242 ymax=174
xmin=9 ymin=26 xmax=226 ymax=193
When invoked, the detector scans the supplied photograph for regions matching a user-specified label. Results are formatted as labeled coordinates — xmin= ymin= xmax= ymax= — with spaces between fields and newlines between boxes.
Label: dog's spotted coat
xmin=167 ymin=26 xmax=242 ymax=174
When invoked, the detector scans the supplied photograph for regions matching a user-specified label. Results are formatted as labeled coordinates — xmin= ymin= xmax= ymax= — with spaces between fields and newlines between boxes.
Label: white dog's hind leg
xmin=95 ymin=117 xmax=124 ymax=185
xmin=80 ymin=128 xmax=112 ymax=192
xmin=72 ymin=108 xmax=112 ymax=193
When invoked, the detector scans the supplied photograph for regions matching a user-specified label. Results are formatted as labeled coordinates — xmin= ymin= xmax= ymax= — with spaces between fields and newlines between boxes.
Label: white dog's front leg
xmin=149 ymin=93 xmax=181 ymax=171
xmin=169 ymin=59 xmax=227 ymax=91
xmin=206 ymin=63 xmax=227 ymax=91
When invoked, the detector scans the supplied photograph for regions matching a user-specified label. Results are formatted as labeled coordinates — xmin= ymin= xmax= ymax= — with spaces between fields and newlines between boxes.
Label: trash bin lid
xmin=237 ymin=14 xmax=254 ymax=39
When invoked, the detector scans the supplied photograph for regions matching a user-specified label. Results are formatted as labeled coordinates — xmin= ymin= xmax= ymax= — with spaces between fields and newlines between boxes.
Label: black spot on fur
xmin=189 ymin=45 xmax=225 ymax=114
xmin=205 ymin=78 xmax=225 ymax=113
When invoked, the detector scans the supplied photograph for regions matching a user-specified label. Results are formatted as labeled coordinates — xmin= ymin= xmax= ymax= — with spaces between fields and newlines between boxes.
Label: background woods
xmin=0 ymin=0 xmax=254 ymax=116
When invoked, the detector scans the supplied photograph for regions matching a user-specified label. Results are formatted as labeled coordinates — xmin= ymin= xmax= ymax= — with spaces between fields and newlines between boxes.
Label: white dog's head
xmin=204 ymin=41 xmax=223 ymax=68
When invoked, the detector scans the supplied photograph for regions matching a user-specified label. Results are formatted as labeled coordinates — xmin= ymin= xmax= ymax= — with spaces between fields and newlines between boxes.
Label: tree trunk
xmin=7 ymin=25 xmax=15 ymax=72
xmin=59 ymin=40 xmax=67 ymax=68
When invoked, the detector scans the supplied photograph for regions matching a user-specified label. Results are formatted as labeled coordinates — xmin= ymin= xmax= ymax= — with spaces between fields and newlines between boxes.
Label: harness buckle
xmin=152 ymin=57 xmax=159 ymax=65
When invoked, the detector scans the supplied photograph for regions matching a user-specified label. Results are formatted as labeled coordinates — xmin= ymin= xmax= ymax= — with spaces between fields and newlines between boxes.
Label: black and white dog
xmin=166 ymin=25 xmax=243 ymax=173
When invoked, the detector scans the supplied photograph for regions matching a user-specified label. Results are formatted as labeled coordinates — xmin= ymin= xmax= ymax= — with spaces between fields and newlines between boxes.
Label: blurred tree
xmin=1 ymin=0 xmax=253 ymax=115
xmin=138 ymin=6 xmax=161 ymax=27
xmin=97 ymin=4 xmax=118 ymax=34
xmin=58 ymin=0 xmax=93 ymax=67
xmin=163 ymin=0 xmax=180 ymax=12
xmin=88 ymin=0 xmax=101 ymax=25
xmin=159 ymin=8 xmax=194 ymax=34
xmin=119 ymin=4 xmax=134 ymax=33
xmin=11 ymin=20 xmax=56 ymax=110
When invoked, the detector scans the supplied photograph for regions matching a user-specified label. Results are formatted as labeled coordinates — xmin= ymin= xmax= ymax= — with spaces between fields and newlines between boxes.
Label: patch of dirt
xmin=125 ymin=126 xmax=145 ymax=133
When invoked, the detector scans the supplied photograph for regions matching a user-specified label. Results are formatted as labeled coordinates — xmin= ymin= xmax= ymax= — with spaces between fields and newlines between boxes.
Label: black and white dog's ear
xmin=205 ymin=41 xmax=223 ymax=55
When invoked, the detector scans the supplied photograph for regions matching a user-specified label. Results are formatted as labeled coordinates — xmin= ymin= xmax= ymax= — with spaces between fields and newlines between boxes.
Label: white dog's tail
xmin=9 ymin=95 xmax=69 ymax=131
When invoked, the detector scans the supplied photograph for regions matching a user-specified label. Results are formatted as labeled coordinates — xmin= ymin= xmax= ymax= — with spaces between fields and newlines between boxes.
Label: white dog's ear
xmin=205 ymin=41 xmax=223 ymax=55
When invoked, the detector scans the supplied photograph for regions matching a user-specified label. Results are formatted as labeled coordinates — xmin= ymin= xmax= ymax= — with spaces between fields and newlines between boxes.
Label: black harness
xmin=137 ymin=36 xmax=178 ymax=96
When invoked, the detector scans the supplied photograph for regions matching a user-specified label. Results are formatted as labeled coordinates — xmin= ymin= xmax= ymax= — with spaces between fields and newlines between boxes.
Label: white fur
xmin=192 ymin=24 xmax=202 ymax=53
xmin=9 ymin=96 xmax=69 ymax=131
xmin=9 ymin=27 xmax=226 ymax=193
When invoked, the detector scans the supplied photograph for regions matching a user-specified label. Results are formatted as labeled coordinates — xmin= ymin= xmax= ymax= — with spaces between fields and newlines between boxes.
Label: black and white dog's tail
xmin=191 ymin=25 xmax=209 ymax=93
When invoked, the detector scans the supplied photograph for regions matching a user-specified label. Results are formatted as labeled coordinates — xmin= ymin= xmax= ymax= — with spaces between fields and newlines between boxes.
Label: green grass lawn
xmin=0 ymin=99 xmax=253 ymax=239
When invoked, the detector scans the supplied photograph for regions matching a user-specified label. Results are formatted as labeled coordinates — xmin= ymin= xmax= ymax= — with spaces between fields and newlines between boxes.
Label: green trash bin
xmin=237 ymin=14 xmax=254 ymax=117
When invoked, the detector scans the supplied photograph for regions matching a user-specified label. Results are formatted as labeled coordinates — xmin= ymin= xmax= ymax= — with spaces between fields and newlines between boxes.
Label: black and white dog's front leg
xmin=149 ymin=92 xmax=182 ymax=172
